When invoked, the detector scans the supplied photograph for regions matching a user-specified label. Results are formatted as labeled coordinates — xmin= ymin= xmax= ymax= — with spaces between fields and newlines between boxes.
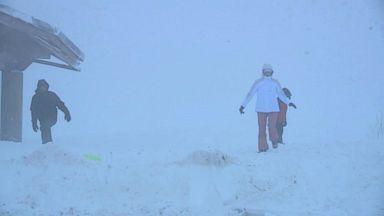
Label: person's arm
xmin=54 ymin=93 xmax=71 ymax=121
xmin=275 ymin=81 xmax=290 ymax=105
xmin=30 ymin=96 xmax=38 ymax=132
xmin=241 ymin=79 xmax=259 ymax=108
xmin=275 ymin=81 xmax=297 ymax=109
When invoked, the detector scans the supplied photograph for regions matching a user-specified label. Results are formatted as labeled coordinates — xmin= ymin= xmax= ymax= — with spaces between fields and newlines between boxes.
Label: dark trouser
xmin=257 ymin=112 xmax=279 ymax=151
xmin=40 ymin=120 xmax=55 ymax=144
xmin=276 ymin=121 xmax=286 ymax=144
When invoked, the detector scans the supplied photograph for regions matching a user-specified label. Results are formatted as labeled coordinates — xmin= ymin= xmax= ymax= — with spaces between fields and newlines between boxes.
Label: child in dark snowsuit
xmin=276 ymin=88 xmax=296 ymax=144
xmin=30 ymin=79 xmax=71 ymax=144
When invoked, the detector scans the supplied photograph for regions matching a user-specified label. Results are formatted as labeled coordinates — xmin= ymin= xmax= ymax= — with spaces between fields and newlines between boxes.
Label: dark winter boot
xmin=40 ymin=124 xmax=53 ymax=144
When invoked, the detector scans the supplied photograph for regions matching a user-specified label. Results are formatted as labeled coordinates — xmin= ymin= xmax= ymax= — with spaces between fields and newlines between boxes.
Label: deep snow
xmin=1 ymin=133 xmax=383 ymax=215
xmin=1 ymin=0 xmax=384 ymax=215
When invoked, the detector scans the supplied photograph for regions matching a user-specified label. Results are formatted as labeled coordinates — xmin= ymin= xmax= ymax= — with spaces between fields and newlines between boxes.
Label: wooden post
xmin=1 ymin=70 xmax=23 ymax=142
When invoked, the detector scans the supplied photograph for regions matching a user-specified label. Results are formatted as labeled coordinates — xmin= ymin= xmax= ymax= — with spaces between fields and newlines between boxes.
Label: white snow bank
xmin=21 ymin=144 xmax=86 ymax=167
xmin=0 ymin=135 xmax=383 ymax=215
xmin=180 ymin=150 xmax=234 ymax=167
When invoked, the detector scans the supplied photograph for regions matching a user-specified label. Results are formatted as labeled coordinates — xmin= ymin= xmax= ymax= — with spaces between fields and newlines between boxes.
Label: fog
xmin=1 ymin=1 xmax=384 ymax=215
xmin=0 ymin=0 xmax=381 ymax=144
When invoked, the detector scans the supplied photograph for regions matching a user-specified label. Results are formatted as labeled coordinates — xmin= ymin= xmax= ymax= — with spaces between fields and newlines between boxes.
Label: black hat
xmin=36 ymin=79 xmax=49 ymax=92
xmin=37 ymin=79 xmax=49 ymax=88
xmin=282 ymin=88 xmax=292 ymax=98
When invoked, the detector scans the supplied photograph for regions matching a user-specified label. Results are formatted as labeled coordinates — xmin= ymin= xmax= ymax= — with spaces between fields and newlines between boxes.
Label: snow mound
xmin=229 ymin=208 xmax=268 ymax=216
xmin=22 ymin=144 xmax=85 ymax=167
xmin=182 ymin=150 xmax=234 ymax=167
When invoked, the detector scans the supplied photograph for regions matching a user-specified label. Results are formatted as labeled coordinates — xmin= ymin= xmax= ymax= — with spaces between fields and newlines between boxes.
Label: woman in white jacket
xmin=239 ymin=64 xmax=292 ymax=152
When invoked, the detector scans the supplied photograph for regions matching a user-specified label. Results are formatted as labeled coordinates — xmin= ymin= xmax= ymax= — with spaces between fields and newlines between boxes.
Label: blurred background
xmin=1 ymin=0 xmax=383 ymax=145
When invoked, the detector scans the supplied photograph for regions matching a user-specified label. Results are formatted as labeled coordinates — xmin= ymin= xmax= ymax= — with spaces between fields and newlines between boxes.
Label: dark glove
xmin=65 ymin=113 xmax=71 ymax=122
xmin=239 ymin=106 xmax=245 ymax=114
xmin=289 ymin=103 xmax=297 ymax=109
xmin=32 ymin=122 xmax=39 ymax=132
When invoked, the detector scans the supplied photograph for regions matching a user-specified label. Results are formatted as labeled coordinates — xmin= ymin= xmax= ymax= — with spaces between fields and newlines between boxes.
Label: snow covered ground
xmin=1 ymin=130 xmax=383 ymax=215
xmin=1 ymin=0 xmax=384 ymax=215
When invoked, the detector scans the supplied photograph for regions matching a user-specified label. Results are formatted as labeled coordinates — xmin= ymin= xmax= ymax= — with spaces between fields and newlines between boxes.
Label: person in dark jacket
xmin=30 ymin=79 xmax=71 ymax=144
xmin=276 ymin=88 xmax=296 ymax=144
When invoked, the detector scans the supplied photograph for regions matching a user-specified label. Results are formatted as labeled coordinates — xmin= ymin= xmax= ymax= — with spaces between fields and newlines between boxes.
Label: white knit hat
xmin=262 ymin=64 xmax=273 ymax=72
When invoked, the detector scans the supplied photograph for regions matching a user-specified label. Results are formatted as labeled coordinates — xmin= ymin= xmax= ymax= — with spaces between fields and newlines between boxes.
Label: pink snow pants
xmin=257 ymin=112 xmax=279 ymax=151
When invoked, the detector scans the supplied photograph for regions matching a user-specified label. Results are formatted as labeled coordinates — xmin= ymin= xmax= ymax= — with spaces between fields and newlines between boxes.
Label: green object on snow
xmin=84 ymin=154 xmax=101 ymax=161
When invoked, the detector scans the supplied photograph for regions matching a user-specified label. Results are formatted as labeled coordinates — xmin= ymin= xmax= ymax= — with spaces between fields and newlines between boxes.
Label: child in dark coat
xmin=276 ymin=88 xmax=296 ymax=144
xmin=30 ymin=79 xmax=71 ymax=144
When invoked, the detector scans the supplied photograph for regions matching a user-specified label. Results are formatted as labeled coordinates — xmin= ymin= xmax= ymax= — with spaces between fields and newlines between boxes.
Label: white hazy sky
xmin=2 ymin=0 xmax=384 ymax=144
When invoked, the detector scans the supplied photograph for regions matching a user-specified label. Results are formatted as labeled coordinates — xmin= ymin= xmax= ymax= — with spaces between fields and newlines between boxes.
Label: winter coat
xmin=241 ymin=76 xmax=290 ymax=113
xmin=30 ymin=91 xmax=70 ymax=125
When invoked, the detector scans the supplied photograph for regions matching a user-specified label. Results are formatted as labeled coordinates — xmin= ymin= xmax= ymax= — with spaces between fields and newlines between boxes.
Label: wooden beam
xmin=1 ymin=70 xmax=23 ymax=142
xmin=32 ymin=59 xmax=80 ymax=71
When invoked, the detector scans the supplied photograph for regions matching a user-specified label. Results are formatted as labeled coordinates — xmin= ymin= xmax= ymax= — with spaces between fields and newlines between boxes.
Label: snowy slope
xmin=1 ymin=133 xmax=383 ymax=215
xmin=1 ymin=0 xmax=384 ymax=215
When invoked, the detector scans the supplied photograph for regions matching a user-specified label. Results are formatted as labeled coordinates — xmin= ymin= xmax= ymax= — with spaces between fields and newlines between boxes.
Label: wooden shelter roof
xmin=0 ymin=4 xmax=84 ymax=72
